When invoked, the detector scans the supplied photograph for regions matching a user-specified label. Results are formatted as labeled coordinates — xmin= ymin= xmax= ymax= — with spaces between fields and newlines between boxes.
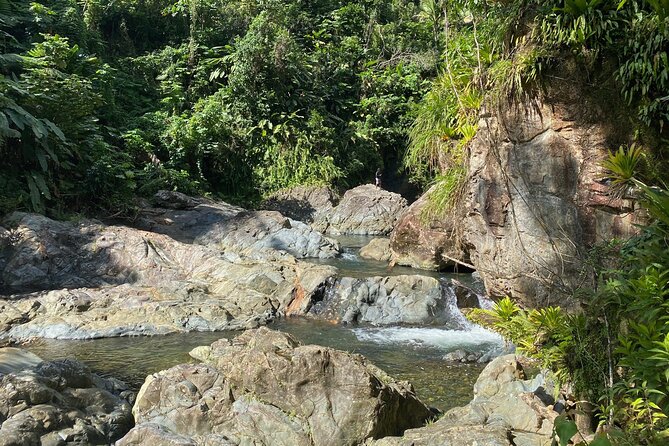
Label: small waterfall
xmin=439 ymin=278 xmax=475 ymax=331
xmin=307 ymin=276 xmax=341 ymax=320
xmin=340 ymin=251 xmax=359 ymax=262
xmin=476 ymin=294 xmax=495 ymax=310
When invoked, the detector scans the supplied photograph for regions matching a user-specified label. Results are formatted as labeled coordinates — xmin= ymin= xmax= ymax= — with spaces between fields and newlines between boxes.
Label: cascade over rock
xmin=307 ymin=275 xmax=477 ymax=328
xmin=119 ymin=328 xmax=431 ymax=446
xmin=390 ymin=76 xmax=643 ymax=307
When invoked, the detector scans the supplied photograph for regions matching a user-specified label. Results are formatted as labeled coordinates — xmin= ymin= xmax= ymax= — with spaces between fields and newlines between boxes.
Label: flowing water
xmin=25 ymin=236 xmax=505 ymax=412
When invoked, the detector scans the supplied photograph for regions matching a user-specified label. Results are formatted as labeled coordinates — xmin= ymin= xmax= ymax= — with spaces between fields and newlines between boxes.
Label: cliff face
xmin=392 ymin=71 xmax=645 ymax=307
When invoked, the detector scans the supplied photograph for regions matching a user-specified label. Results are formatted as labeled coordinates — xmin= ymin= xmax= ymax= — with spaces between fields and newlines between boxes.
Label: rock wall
xmin=391 ymin=71 xmax=644 ymax=307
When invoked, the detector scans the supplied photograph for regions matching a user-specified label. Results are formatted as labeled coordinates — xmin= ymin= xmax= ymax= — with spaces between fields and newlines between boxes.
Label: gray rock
xmin=260 ymin=185 xmax=339 ymax=224
xmin=359 ymin=238 xmax=392 ymax=262
xmin=196 ymin=210 xmax=341 ymax=260
xmin=0 ymin=359 xmax=133 ymax=446
xmin=442 ymin=349 xmax=482 ymax=363
xmin=136 ymin=191 xmax=340 ymax=260
xmin=0 ymin=348 xmax=43 ymax=374
xmin=308 ymin=275 xmax=456 ymax=326
xmin=0 ymin=213 xmax=336 ymax=340
xmin=121 ymin=328 xmax=431 ymax=446
xmin=315 ymin=185 xmax=408 ymax=236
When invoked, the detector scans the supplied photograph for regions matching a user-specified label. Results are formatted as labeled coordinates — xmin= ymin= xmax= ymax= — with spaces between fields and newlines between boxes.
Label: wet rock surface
xmin=308 ymin=275 xmax=455 ymax=326
xmin=0 ymin=357 xmax=134 ymax=446
xmin=0 ymin=213 xmax=336 ymax=340
xmin=119 ymin=328 xmax=432 ymax=446
xmin=0 ymin=347 xmax=43 ymax=374
xmin=368 ymin=354 xmax=555 ymax=446
xmin=314 ymin=185 xmax=408 ymax=236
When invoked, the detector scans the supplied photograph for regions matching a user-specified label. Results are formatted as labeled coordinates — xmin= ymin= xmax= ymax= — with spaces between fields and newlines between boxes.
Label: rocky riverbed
xmin=0 ymin=186 xmax=561 ymax=445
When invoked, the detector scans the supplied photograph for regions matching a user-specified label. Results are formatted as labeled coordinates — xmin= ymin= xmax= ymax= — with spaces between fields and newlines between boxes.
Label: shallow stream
xmin=26 ymin=236 xmax=504 ymax=411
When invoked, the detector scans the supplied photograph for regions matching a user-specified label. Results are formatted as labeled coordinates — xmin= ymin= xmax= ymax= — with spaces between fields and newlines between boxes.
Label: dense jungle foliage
xmin=2 ymin=0 xmax=669 ymax=443
xmin=1 ymin=0 xmax=448 ymax=215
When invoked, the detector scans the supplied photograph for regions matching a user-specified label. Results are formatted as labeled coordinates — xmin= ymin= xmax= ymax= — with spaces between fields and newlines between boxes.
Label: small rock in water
xmin=443 ymin=349 xmax=482 ymax=363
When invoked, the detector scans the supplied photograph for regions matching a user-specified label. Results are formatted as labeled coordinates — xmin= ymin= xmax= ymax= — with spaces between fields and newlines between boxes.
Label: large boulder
xmin=314 ymin=185 xmax=408 ymax=236
xmin=136 ymin=190 xmax=340 ymax=260
xmin=389 ymin=185 xmax=467 ymax=271
xmin=368 ymin=354 xmax=556 ymax=446
xmin=259 ymin=185 xmax=339 ymax=224
xmin=0 ymin=358 xmax=134 ymax=446
xmin=0 ymin=213 xmax=336 ymax=340
xmin=308 ymin=275 xmax=466 ymax=327
xmin=119 ymin=328 xmax=432 ymax=446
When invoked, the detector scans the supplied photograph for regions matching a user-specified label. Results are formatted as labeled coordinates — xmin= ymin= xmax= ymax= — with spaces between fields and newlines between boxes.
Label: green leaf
xmin=554 ymin=415 xmax=578 ymax=446
xmin=25 ymin=174 xmax=42 ymax=212
xmin=31 ymin=172 xmax=51 ymax=200
xmin=590 ymin=434 xmax=612 ymax=446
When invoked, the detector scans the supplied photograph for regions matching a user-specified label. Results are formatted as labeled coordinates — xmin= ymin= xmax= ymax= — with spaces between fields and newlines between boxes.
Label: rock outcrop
xmin=389 ymin=185 xmax=467 ymax=271
xmin=308 ymin=275 xmax=453 ymax=326
xmin=0 ymin=358 xmax=134 ymax=445
xmin=462 ymin=86 xmax=643 ymax=307
xmin=0 ymin=213 xmax=336 ymax=340
xmin=369 ymin=354 xmax=556 ymax=446
xmin=119 ymin=328 xmax=432 ymax=446
xmin=390 ymin=76 xmax=644 ymax=306
xmin=260 ymin=185 xmax=339 ymax=224
xmin=314 ymin=185 xmax=408 ymax=236
xmin=136 ymin=190 xmax=340 ymax=260
xmin=307 ymin=275 xmax=486 ymax=328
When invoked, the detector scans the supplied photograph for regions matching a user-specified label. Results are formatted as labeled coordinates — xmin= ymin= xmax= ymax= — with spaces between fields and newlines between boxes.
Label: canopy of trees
xmin=0 ymin=0 xmax=452 ymax=214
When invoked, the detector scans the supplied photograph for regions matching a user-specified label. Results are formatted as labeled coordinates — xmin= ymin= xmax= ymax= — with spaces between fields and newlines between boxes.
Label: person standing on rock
xmin=375 ymin=168 xmax=383 ymax=188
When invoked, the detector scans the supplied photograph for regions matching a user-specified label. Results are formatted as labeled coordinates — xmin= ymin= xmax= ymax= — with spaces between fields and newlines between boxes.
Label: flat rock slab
xmin=136 ymin=190 xmax=340 ymax=260
xmin=0 ymin=213 xmax=336 ymax=340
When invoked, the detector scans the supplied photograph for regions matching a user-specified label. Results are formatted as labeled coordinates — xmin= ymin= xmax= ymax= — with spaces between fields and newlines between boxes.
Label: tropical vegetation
xmin=2 ymin=0 xmax=669 ymax=444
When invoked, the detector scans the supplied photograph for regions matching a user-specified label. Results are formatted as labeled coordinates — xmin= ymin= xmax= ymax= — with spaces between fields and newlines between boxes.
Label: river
xmin=25 ymin=235 xmax=506 ymax=411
